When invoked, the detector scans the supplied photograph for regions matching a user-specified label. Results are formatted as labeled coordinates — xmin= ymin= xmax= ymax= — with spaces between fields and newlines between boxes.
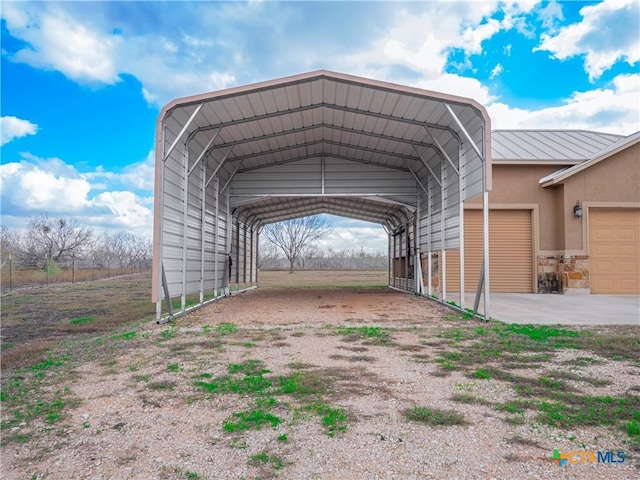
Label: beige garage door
xmin=443 ymin=209 xmax=534 ymax=293
xmin=589 ymin=209 xmax=640 ymax=294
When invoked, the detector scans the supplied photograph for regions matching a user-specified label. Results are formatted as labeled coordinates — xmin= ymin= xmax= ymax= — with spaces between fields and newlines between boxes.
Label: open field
xmin=1 ymin=271 xmax=639 ymax=479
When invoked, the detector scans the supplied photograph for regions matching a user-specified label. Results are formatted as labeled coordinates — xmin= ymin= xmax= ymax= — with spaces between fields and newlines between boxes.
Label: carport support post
xmin=459 ymin=146 xmax=465 ymax=311
xmin=482 ymin=190 xmax=490 ymax=320
xmin=235 ymin=218 xmax=240 ymax=291
xmin=393 ymin=232 xmax=397 ymax=288
xmin=387 ymin=234 xmax=391 ymax=287
xmin=226 ymin=189 xmax=232 ymax=296
xmin=181 ymin=148 xmax=189 ymax=312
xmin=214 ymin=176 xmax=219 ymax=297
xmin=427 ymin=177 xmax=433 ymax=296
xmin=405 ymin=223 xmax=409 ymax=291
xmin=441 ymin=158 xmax=447 ymax=302
xmin=243 ymin=223 xmax=248 ymax=286
xmin=200 ymin=160 xmax=206 ymax=304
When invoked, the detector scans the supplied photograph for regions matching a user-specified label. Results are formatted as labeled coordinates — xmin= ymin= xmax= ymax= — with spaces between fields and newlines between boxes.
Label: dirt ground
xmin=1 ymin=271 xmax=639 ymax=479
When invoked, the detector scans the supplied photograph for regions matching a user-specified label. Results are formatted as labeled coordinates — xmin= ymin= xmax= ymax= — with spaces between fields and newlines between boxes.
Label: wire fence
xmin=0 ymin=259 xmax=151 ymax=294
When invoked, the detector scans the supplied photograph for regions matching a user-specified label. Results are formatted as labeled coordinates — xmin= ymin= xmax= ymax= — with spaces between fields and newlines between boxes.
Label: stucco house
xmin=434 ymin=129 xmax=640 ymax=295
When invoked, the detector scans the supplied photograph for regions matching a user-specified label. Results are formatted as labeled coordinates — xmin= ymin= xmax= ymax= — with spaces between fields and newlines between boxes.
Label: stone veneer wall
xmin=562 ymin=256 xmax=590 ymax=294
xmin=536 ymin=256 xmax=591 ymax=294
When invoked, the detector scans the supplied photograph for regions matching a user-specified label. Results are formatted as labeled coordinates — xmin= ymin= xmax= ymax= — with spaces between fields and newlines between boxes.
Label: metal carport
xmin=152 ymin=70 xmax=492 ymax=323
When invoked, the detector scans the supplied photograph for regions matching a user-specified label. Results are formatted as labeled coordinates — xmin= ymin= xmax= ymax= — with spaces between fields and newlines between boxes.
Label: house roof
xmin=539 ymin=130 xmax=640 ymax=186
xmin=492 ymin=130 xmax=624 ymax=163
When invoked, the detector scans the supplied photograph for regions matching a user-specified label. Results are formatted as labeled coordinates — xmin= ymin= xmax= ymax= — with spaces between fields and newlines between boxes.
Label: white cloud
xmin=488 ymin=73 xmax=640 ymax=134
xmin=1 ymin=116 xmax=38 ymax=145
xmin=1 ymin=2 xmax=236 ymax=104
xmin=415 ymin=74 xmax=496 ymax=105
xmin=535 ymin=0 xmax=640 ymax=80
xmin=86 ymin=150 xmax=156 ymax=192
xmin=537 ymin=0 xmax=564 ymax=31
xmin=0 ymin=157 xmax=90 ymax=212
xmin=91 ymin=191 xmax=152 ymax=230
xmin=489 ymin=63 xmax=504 ymax=80
xmin=2 ymin=3 xmax=120 ymax=84
xmin=0 ymin=154 xmax=153 ymax=235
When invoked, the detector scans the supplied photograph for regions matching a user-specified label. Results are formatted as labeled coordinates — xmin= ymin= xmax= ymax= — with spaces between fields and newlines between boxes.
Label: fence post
xmin=9 ymin=253 xmax=12 ymax=292
xmin=72 ymin=254 xmax=75 ymax=283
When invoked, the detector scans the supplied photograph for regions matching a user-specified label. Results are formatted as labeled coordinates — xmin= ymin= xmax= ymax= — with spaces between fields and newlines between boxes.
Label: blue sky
xmin=1 ymin=0 xmax=639 ymax=253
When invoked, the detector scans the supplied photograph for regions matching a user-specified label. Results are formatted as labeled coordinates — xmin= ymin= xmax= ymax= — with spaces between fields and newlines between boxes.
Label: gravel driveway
xmin=2 ymin=286 xmax=638 ymax=479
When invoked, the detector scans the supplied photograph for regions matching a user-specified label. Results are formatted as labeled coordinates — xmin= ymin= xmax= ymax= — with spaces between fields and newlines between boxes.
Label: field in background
xmin=0 ymin=266 xmax=151 ymax=293
xmin=258 ymin=269 xmax=387 ymax=288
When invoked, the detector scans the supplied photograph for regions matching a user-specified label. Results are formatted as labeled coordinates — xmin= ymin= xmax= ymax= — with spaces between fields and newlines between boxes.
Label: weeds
xmin=215 ymin=323 xmax=237 ymax=336
xmin=69 ymin=316 xmax=95 ymax=325
xmin=403 ymin=406 xmax=466 ymax=426
xmin=223 ymin=409 xmax=282 ymax=432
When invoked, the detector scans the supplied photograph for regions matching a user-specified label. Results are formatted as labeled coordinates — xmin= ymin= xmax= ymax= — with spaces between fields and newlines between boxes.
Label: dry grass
xmin=258 ymin=269 xmax=387 ymax=288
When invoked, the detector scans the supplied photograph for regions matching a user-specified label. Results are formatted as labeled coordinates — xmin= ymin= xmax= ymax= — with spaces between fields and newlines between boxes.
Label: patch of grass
xmin=336 ymin=325 xmax=392 ymax=345
xmin=228 ymin=359 xmax=269 ymax=376
xmin=215 ymin=323 xmax=237 ymax=336
xmin=537 ymin=395 xmax=640 ymax=429
xmin=69 ymin=316 xmax=96 ymax=325
xmin=115 ymin=331 xmax=137 ymax=340
xmin=403 ymin=406 xmax=466 ymax=426
xmin=1 ymin=384 xmax=79 ymax=432
xmin=159 ymin=327 xmax=175 ymax=340
xmin=451 ymin=393 xmax=491 ymax=406
xmin=201 ymin=324 xmax=212 ymax=335
xmin=167 ymin=363 xmax=180 ymax=372
xmin=287 ymin=361 xmax=312 ymax=370
xmin=301 ymin=402 xmax=349 ymax=437
xmin=277 ymin=433 xmax=288 ymax=442
xmin=436 ymin=327 xmax=474 ymax=342
xmin=625 ymin=420 xmax=640 ymax=438
xmin=195 ymin=374 xmax=272 ymax=395
xmin=473 ymin=368 xmax=492 ymax=380
xmin=248 ymin=451 xmax=285 ymax=470
xmin=497 ymin=324 xmax=579 ymax=342
xmin=496 ymin=399 xmax=535 ymax=415
xmin=223 ymin=409 xmax=282 ymax=432
xmin=328 ymin=354 xmax=377 ymax=363
xmin=277 ymin=370 xmax=332 ymax=397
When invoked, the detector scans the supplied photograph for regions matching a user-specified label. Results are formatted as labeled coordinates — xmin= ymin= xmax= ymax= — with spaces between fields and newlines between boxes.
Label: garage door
xmin=442 ymin=209 xmax=534 ymax=293
xmin=589 ymin=209 xmax=640 ymax=294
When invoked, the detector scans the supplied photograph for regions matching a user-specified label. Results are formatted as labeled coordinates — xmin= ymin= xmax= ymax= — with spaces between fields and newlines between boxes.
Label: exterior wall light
xmin=573 ymin=201 xmax=583 ymax=218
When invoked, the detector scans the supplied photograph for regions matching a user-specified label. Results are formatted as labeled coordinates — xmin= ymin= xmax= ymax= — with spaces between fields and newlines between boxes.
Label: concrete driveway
xmin=456 ymin=293 xmax=640 ymax=326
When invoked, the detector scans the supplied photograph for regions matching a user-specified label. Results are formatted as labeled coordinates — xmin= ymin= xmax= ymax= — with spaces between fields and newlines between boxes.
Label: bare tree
xmin=1 ymin=226 xmax=22 ymax=268
xmin=257 ymin=241 xmax=281 ymax=270
xmin=22 ymin=215 xmax=93 ymax=269
xmin=261 ymin=215 xmax=333 ymax=273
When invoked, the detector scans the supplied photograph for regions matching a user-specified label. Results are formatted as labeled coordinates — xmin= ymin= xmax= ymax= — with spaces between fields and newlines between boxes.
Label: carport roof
xmin=155 ymin=70 xmax=491 ymax=228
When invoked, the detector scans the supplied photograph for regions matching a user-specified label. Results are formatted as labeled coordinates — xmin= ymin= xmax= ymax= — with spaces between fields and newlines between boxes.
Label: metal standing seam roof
xmin=491 ymin=130 xmax=624 ymax=163
xmin=154 ymin=70 xmax=492 ymax=231
xmin=539 ymin=130 xmax=640 ymax=186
